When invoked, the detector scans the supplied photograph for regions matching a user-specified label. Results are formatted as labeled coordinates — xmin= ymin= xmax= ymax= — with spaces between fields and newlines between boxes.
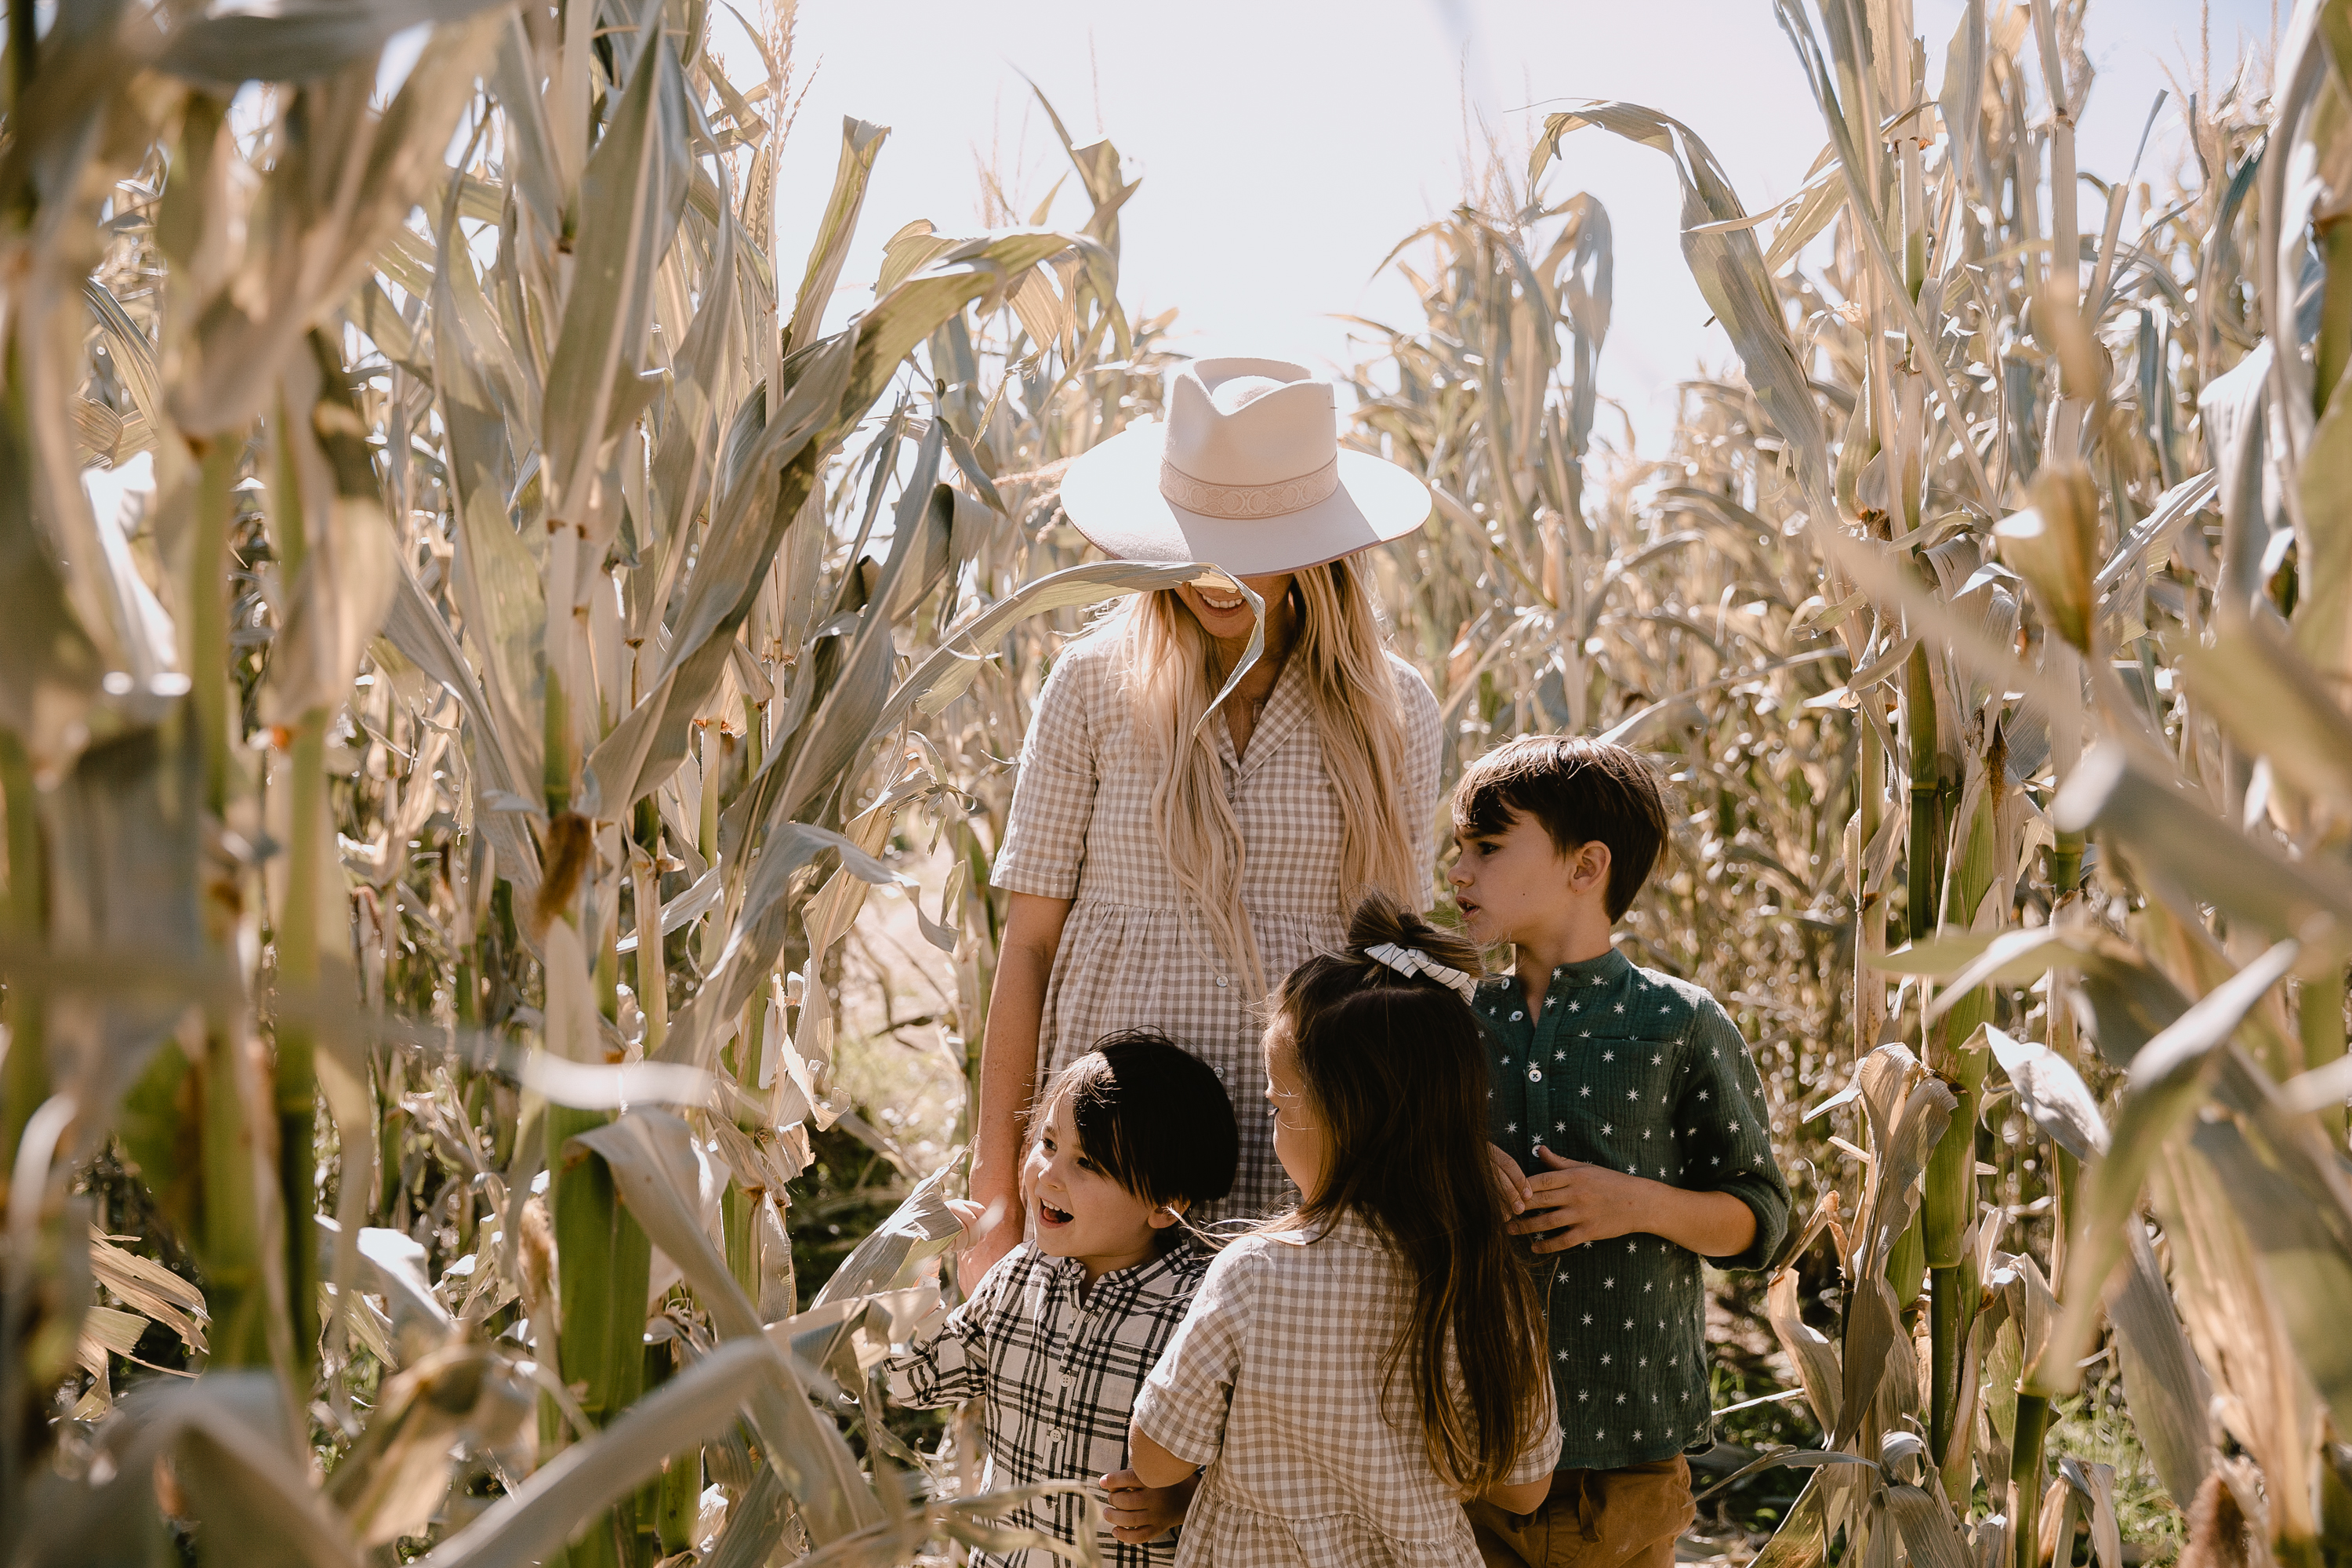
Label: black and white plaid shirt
xmin=884 ymin=1239 xmax=1213 ymax=1567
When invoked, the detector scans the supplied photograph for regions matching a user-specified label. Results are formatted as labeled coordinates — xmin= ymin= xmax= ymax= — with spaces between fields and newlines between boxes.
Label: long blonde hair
xmin=1118 ymin=557 xmax=1419 ymax=995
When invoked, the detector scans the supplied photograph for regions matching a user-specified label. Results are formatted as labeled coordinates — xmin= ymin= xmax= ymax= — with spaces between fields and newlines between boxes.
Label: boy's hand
xmin=1509 ymin=1145 xmax=1650 ymax=1251
xmin=945 ymin=1199 xmax=985 ymax=1237
xmin=1486 ymin=1143 xmax=1531 ymax=1215
xmin=1511 ymin=1145 xmax=1761 ymax=1258
xmin=1100 ymin=1468 xmax=1198 ymax=1543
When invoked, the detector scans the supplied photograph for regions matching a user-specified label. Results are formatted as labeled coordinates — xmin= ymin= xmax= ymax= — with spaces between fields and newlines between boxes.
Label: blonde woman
xmin=968 ymin=358 xmax=1444 ymax=1276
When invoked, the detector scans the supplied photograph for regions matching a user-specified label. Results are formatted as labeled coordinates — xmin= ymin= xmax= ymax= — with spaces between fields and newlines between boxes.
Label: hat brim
xmin=1058 ymin=423 xmax=1432 ymax=577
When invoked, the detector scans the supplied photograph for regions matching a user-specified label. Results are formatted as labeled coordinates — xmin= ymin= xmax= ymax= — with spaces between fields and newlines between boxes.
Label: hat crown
xmin=1163 ymin=358 xmax=1338 ymax=487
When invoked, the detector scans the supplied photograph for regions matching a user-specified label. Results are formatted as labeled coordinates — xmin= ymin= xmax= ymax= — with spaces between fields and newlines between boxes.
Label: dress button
xmin=1527 ymin=1065 xmax=1544 ymax=1083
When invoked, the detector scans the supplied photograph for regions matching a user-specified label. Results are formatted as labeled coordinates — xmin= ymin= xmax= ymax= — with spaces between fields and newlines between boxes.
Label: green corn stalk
xmin=263 ymin=391 xmax=325 ymax=1392
xmin=188 ymin=436 xmax=238 ymax=821
xmin=648 ymin=1342 xmax=702 ymax=1555
xmin=0 ymin=728 xmax=42 ymax=1170
xmin=632 ymin=797 xmax=666 ymax=1056
xmin=549 ymin=1100 xmax=655 ymax=1564
xmin=1889 ymin=641 xmax=1948 ymax=1318
xmin=2301 ymin=969 xmax=2348 ymax=1142
xmin=2011 ymin=1387 xmax=2053 ymax=1568
xmin=1903 ymin=644 xmax=1947 ymax=947
xmin=1926 ymin=744 xmax=2002 ymax=1468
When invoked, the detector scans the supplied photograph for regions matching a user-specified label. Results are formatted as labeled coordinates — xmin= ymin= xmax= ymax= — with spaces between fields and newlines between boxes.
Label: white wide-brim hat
xmin=1058 ymin=357 xmax=1432 ymax=577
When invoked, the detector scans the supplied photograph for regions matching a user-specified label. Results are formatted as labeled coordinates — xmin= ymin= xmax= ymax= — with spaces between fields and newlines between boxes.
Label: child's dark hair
xmin=1034 ymin=1030 xmax=1238 ymax=1215
xmin=1453 ymin=734 xmax=1670 ymax=919
xmin=1269 ymin=895 xmax=1544 ymax=1491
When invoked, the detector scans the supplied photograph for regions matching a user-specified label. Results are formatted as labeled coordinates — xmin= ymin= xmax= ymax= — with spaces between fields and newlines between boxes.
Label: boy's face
xmin=1450 ymin=806 xmax=1595 ymax=946
xmin=1022 ymin=1098 xmax=1181 ymax=1282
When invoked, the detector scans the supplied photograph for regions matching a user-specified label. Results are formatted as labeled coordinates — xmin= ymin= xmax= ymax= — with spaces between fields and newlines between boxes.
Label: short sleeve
xmin=992 ymin=644 xmax=1101 ymax=899
xmin=1678 ymin=1002 xmax=1791 ymax=1271
xmin=1390 ymin=656 xmax=1443 ymax=913
xmin=880 ymin=1249 xmax=1015 ymax=1409
xmin=1129 ymin=1241 xmax=1261 ymax=1468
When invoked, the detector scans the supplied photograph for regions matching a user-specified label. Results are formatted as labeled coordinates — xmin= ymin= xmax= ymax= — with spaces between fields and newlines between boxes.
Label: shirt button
xmin=1215 ymin=975 xmax=1229 ymax=989
xmin=1527 ymin=1065 xmax=1544 ymax=1083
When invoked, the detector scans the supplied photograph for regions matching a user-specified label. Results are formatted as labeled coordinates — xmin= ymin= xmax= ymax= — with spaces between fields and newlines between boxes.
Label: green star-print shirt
xmin=1476 ymin=947 xmax=1790 ymax=1472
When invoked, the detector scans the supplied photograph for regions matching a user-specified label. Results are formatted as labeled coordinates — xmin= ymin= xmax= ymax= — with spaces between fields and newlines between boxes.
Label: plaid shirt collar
xmin=1032 ymin=1240 xmax=1202 ymax=1308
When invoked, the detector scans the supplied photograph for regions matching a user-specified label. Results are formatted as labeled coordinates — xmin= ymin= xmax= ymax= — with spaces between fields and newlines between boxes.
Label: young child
xmin=1449 ymin=734 xmax=1791 ymax=1568
xmin=1123 ymin=895 xmax=1562 ymax=1566
xmin=884 ymin=1030 xmax=1240 ymax=1566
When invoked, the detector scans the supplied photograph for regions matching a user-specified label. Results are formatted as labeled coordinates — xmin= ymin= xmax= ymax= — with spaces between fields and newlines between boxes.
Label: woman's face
xmin=1263 ymin=1016 xmax=1329 ymax=1201
xmin=1175 ymin=572 xmax=1294 ymax=644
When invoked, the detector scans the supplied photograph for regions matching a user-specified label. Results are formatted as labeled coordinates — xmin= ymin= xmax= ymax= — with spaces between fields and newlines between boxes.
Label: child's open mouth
xmin=1038 ymin=1200 xmax=1073 ymax=1229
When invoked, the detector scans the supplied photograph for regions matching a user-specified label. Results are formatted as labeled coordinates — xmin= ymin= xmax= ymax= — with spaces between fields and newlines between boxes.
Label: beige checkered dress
xmin=1129 ymin=1215 xmax=1563 ymax=1566
xmin=992 ymin=631 xmax=1443 ymax=1222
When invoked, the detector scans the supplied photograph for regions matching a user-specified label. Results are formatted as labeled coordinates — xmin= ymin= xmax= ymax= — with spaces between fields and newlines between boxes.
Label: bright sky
xmin=749 ymin=0 xmax=2278 ymax=459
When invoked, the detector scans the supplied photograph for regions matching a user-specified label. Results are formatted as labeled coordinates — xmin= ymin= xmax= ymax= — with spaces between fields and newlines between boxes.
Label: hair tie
xmin=1363 ymin=942 xmax=1481 ymax=1004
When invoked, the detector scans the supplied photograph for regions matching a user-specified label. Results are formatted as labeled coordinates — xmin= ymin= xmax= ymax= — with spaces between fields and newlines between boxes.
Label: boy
xmin=885 ymin=1029 xmax=1239 ymax=1567
xmin=1449 ymin=735 xmax=1790 ymax=1568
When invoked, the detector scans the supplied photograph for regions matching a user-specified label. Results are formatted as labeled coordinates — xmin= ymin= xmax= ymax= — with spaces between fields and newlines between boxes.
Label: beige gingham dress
xmin=1129 ymin=1214 xmax=1563 ymax=1566
xmin=991 ymin=631 xmax=1443 ymax=1222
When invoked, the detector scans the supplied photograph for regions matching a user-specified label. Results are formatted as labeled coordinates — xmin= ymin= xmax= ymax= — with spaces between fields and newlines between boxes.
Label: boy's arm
xmin=1671 ymin=1001 xmax=1791 ymax=1268
xmin=1507 ymin=1149 xmax=1755 ymax=1256
xmin=880 ymin=1255 xmax=1008 ymax=1409
xmin=1512 ymin=1000 xmax=1789 ymax=1261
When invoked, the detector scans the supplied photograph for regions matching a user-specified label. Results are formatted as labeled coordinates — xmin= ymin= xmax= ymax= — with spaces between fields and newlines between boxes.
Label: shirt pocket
xmin=1559 ymin=1034 xmax=1682 ymax=1181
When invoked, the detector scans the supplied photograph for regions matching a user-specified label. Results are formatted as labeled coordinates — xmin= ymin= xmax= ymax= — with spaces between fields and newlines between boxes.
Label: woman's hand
xmin=1100 ymin=1468 xmax=1199 ymax=1543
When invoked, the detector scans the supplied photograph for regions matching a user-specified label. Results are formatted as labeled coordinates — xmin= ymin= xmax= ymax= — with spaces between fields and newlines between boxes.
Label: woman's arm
xmin=964 ymin=891 xmax=1073 ymax=1279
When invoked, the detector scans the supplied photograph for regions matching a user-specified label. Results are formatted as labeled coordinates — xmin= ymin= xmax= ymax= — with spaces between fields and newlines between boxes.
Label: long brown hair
xmin=1116 ymin=557 xmax=1419 ymax=996
xmin=1268 ymin=895 xmax=1548 ymax=1491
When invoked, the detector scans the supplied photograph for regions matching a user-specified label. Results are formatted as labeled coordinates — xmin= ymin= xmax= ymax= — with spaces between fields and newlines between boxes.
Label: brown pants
xmin=1464 ymin=1457 xmax=1696 ymax=1568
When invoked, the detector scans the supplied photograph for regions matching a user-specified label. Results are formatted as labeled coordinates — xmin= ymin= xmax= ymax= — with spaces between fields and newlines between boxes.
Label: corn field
xmin=0 ymin=0 xmax=2348 ymax=1566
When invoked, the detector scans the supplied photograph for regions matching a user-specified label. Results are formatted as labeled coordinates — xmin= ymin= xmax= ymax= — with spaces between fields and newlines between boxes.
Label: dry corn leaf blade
xmin=418 ymin=1337 xmax=811 ymax=1568
xmin=2110 ymin=1222 xmax=2214 ymax=1509
xmin=539 ymin=9 xmax=691 ymax=533
xmin=2054 ymin=745 xmax=2352 ymax=942
xmin=89 ymin=1230 xmax=207 ymax=1352
xmin=568 ymin=1110 xmax=882 ymax=1541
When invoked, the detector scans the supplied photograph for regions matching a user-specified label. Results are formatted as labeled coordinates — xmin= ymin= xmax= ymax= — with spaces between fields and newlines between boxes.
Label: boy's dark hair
xmin=1452 ymin=734 xmax=1669 ymax=920
xmin=1034 ymin=1030 xmax=1238 ymax=1211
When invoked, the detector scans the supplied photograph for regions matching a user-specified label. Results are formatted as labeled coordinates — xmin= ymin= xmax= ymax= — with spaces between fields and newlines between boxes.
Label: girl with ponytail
xmin=1121 ymin=895 xmax=1561 ymax=1565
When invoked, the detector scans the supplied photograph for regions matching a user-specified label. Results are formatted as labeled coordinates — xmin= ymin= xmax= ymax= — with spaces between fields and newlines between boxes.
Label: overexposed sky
xmin=742 ymin=0 xmax=2277 ymax=459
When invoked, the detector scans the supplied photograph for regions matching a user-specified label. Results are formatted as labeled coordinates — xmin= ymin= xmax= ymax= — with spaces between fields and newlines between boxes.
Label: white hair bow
xmin=1363 ymin=942 xmax=1481 ymax=1004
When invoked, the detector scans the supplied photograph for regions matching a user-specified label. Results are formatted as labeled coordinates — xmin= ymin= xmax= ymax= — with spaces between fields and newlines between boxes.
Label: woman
xmin=968 ymin=357 xmax=1445 ymax=1274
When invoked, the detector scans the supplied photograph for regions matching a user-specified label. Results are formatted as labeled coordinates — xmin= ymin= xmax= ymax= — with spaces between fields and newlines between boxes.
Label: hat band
xmin=1158 ymin=455 xmax=1341 ymax=519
